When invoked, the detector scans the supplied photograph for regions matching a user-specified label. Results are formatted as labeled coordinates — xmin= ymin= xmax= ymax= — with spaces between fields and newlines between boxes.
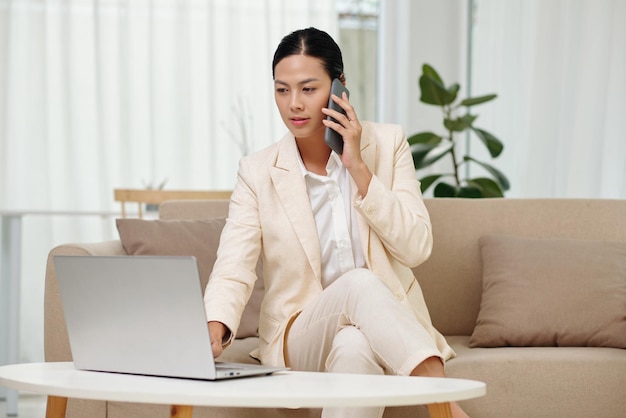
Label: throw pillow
xmin=116 ymin=218 xmax=264 ymax=339
xmin=469 ymin=234 xmax=626 ymax=348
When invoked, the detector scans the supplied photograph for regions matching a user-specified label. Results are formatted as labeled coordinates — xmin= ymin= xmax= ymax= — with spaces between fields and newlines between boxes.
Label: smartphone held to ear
xmin=324 ymin=78 xmax=350 ymax=155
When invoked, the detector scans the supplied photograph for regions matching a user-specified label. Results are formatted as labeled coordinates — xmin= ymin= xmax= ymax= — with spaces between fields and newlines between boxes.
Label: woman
xmin=204 ymin=27 xmax=469 ymax=418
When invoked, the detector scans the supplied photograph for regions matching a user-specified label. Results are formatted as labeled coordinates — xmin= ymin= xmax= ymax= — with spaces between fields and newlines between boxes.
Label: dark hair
xmin=272 ymin=27 xmax=345 ymax=82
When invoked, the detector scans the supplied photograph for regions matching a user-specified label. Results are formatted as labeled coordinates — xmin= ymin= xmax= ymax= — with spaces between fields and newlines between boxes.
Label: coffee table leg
xmin=45 ymin=396 xmax=68 ymax=418
xmin=170 ymin=405 xmax=193 ymax=418
xmin=427 ymin=402 xmax=452 ymax=418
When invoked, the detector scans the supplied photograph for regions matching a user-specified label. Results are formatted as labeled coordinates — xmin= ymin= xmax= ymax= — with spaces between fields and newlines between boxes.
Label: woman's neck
xmin=296 ymin=137 xmax=332 ymax=176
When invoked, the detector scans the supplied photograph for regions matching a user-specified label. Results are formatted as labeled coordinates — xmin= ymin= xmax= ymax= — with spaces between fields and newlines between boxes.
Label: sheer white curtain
xmin=1 ymin=0 xmax=338 ymax=208
xmin=470 ymin=0 xmax=626 ymax=198
xmin=0 ymin=0 xmax=336 ymax=362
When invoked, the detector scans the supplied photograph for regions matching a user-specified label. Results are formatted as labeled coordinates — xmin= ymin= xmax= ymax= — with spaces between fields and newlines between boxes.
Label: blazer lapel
xmin=269 ymin=133 xmax=322 ymax=281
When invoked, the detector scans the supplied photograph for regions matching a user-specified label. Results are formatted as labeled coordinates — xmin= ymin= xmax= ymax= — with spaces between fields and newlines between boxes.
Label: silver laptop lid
xmin=54 ymin=255 xmax=218 ymax=380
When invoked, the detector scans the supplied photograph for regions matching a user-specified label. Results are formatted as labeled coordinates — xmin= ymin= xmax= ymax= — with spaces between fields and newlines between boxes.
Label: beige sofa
xmin=44 ymin=198 xmax=626 ymax=418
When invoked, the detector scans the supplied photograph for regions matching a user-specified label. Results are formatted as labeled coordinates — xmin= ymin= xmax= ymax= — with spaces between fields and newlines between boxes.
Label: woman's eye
xmin=276 ymin=88 xmax=288 ymax=94
xmin=303 ymin=87 xmax=315 ymax=93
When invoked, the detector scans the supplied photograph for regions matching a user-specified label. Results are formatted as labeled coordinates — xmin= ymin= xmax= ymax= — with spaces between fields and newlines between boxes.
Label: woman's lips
xmin=290 ymin=117 xmax=310 ymax=127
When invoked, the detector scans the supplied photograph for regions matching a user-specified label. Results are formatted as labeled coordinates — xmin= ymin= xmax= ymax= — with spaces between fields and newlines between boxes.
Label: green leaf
xmin=433 ymin=182 xmax=484 ymax=198
xmin=419 ymin=74 xmax=454 ymax=106
xmin=422 ymin=64 xmax=444 ymax=85
xmin=457 ymin=186 xmax=483 ymax=198
xmin=414 ymin=144 xmax=454 ymax=170
xmin=466 ymin=177 xmax=504 ymax=197
xmin=418 ymin=174 xmax=444 ymax=193
xmin=407 ymin=132 xmax=442 ymax=145
xmin=410 ymin=142 xmax=440 ymax=169
xmin=447 ymin=83 xmax=460 ymax=103
xmin=444 ymin=114 xmax=477 ymax=132
xmin=419 ymin=65 xmax=458 ymax=106
xmin=465 ymin=157 xmax=510 ymax=191
xmin=409 ymin=132 xmax=443 ymax=168
xmin=461 ymin=113 xmax=478 ymax=126
xmin=460 ymin=94 xmax=497 ymax=107
xmin=472 ymin=128 xmax=503 ymax=158
xmin=434 ymin=182 xmax=458 ymax=197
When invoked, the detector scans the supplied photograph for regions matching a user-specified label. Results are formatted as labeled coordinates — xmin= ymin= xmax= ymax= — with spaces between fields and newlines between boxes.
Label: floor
xmin=0 ymin=395 xmax=47 ymax=418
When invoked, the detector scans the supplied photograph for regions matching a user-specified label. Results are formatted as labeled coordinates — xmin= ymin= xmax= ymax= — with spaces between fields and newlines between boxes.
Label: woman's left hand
xmin=321 ymin=92 xmax=363 ymax=169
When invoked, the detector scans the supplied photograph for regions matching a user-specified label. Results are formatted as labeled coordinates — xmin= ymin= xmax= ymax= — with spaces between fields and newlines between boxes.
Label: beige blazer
xmin=204 ymin=121 xmax=455 ymax=367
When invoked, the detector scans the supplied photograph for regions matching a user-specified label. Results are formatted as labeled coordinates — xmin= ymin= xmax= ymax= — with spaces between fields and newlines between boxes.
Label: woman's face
xmin=274 ymin=54 xmax=332 ymax=142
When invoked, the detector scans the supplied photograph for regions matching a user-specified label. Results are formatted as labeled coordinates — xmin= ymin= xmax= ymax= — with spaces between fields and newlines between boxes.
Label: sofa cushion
xmin=116 ymin=218 xmax=264 ymax=339
xmin=470 ymin=235 xmax=626 ymax=348
xmin=446 ymin=336 xmax=626 ymax=418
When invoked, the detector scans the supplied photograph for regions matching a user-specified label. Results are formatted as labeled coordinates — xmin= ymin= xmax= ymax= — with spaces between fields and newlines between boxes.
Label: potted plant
xmin=409 ymin=64 xmax=509 ymax=197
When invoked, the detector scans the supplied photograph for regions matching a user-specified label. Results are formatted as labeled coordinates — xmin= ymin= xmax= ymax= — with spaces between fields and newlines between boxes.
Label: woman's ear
xmin=339 ymin=73 xmax=346 ymax=85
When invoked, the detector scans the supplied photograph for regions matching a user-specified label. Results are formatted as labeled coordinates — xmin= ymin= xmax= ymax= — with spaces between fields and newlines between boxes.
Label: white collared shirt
xmin=297 ymin=151 xmax=366 ymax=288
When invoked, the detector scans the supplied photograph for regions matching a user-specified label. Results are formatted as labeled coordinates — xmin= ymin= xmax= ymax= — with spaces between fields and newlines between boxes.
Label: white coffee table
xmin=0 ymin=362 xmax=485 ymax=418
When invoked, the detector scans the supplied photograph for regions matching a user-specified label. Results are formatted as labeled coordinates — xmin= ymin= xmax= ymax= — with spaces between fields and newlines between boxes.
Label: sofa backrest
xmin=417 ymin=198 xmax=626 ymax=335
xmin=160 ymin=198 xmax=626 ymax=337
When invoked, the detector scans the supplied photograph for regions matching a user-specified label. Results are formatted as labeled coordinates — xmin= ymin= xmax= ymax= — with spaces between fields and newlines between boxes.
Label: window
xmin=337 ymin=0 xmax=379 ymax=121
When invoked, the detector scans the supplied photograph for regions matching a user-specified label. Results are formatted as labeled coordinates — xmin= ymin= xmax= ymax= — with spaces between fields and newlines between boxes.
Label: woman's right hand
xmin=208 ymin=321 xmax=227 ymax=358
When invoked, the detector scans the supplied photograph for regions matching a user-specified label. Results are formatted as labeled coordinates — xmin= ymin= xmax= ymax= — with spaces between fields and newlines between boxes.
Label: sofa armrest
xmin=44 ymin=240 xmax=127 ymax=362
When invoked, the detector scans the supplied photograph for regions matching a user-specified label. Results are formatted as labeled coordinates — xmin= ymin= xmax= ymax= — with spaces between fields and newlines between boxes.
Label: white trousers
xmin=285 ymin=268 xmax=442 ymax=418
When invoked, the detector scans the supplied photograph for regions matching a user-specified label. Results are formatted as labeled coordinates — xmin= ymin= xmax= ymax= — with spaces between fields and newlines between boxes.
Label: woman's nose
xmin=289 ymin=93 xmax=303 ymax=111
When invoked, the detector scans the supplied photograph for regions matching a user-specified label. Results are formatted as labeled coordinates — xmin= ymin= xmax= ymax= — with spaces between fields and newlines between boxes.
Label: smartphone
xmin=324 ymin=78 xmax=350 ymax=155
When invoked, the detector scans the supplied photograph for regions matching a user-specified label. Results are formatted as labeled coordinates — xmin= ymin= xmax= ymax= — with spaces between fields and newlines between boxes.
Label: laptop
xmin=53 ymin=254 xmax=287 ymax=380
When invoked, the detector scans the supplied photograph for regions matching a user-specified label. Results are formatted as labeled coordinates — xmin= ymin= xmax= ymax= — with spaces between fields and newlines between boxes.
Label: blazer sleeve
xmin=355 ymin=124 xmax=433 ymax=268
xmin=203 ymin=156 xmax=262 ymax=339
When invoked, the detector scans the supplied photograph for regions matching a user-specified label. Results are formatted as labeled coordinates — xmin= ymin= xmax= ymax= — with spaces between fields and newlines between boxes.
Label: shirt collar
xmin=296 ymin=150 xmax=343 ymax=178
